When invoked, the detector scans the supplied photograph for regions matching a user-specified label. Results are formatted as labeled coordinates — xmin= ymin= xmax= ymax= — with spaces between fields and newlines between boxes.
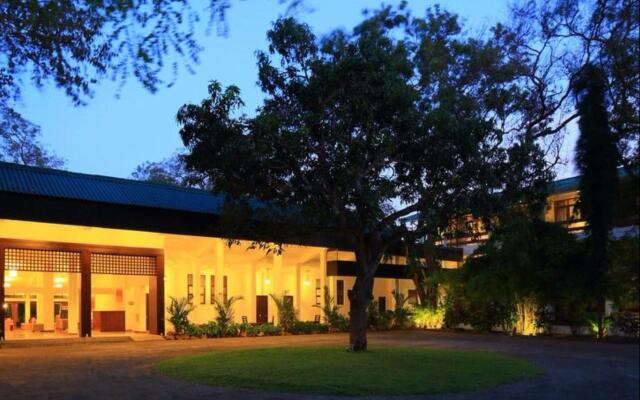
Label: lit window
xmin=554 ymin=198 xmax=579 ymax=222
xmin=187 ymin=274 xmax=194 ymax=304
xmin=210 ymin=275 xmax=216 ymax=304
xmin=200 ymin=275 xmax=206 ymax=305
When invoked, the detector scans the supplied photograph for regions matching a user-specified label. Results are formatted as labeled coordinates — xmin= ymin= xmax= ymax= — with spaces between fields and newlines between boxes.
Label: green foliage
xmin=366 ymin=300 xmax=393 ymax=331
xmin=611 ymin=312 xmax=640 ymax=339
xmin=314 ymin=287 xmax=348 ymax=331
xmin=412 ymin=305 xmax=445 ymax=329
xmin=259 ymin=324 xmax=283 ymax=336
xmin=608 ymin=235 xmax=639 ymax=310
xmin=391 ymin=290 xmax=412 ymax=328
xmin=213 ymin=296 xmax=243 ymax=334
xmin=288 ymin=321 xmax=330 ymax=335
xmin=167 ymin=297 xmax=195 ymax=335
xmin=442 ymin=216 xmax=586 ymax=333
xmin=269 ymin=293 xmax=297 ymax=331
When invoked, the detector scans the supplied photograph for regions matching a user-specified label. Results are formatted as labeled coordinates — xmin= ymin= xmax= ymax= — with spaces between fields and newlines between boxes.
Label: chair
xmin=314 ymin=314 xmax=321 ymax=324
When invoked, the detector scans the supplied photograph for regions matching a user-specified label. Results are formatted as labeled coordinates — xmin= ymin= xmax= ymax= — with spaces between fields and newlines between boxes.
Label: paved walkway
xmin=0 ymin=330 xmax=637 ymax=399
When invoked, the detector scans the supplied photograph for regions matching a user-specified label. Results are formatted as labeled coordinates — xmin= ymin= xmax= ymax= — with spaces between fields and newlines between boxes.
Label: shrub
xmin=245 ymin=324 xmax=261 ymax=337
xmin=201 ymin=321 xmax=222 ymax=338
xmin=270 ymin=293 xmax=297 ymax=332
xmin=213 ymin=296 xmax=243 ymax=334
xmin=314 ymin=286 xmax=348 ymax=331
xmin=289 ymin=321 xmax=330 ymax=334
xmin=391 ymin=290 xmax=412 ymax=328
xmin=185 ymin=323 xmax=204 ymax=337
xmin=167 ymin=296 xmax=195 ymax=335
xmin=366 ymin=300 xmax=393 ymax=330
xmin=412 ymin=305 xmax=445 ymax=329
xmin=259 ymin=323 xmax=283 ymax=336
xmin=611 ymin=312 xmax=640 ymax=338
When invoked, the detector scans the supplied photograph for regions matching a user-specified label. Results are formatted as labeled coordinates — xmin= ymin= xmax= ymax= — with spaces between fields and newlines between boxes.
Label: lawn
xmin=154 ymin=346 xmax=544 ymax=395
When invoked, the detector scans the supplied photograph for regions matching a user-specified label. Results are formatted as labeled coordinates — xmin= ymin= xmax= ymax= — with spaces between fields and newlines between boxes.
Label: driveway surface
xmin=0 ymin=330 xmax=637 ymax=399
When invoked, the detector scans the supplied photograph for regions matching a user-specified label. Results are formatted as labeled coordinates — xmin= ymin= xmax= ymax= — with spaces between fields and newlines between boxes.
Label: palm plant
xmin=391 ymin=290 xmax=411 ymax=328
xmin=213 ymin=296 xmax=243 ymax=333
xmin=270 ymin=293 xmax=297 ymax=332
xmin=314 ymin=286 xmax=346 ymax=329
xmin=167 ymin=296 xmax=195 ymax=335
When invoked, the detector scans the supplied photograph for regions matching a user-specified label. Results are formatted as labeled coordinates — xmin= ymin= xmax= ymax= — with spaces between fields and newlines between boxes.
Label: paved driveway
xmin=0 ymin=331 xmax=637 ymax=400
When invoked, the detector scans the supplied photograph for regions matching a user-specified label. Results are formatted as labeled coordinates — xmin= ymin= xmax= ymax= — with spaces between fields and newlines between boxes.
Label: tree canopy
xmin=0 ymin=0 xmax=301 ymax=164
xmin=506 ymin=0 xmax=639 ymax=173
xmin=178 ymin=5 xmax=551 ymax=350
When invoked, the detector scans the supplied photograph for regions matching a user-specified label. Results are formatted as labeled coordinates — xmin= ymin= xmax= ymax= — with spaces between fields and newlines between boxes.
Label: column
xmin=249 ymin=263 xmax=257 ymax=323
xmin=0 ymin=245 xmax=5 ymax=341
xmin=320 ymin=249 xmax=327 ymax=308
xmin=148 ymin=254 xmax=165 ymax=335
xmin=42 ymin=272 xmax=54 ymax=331
xmin=273 ymin=253 xmax=284 ymax=324
xmin=215 ymin=240 xmax=225 ymax=299
xmin=295 ymin=264 xmax=302 ymax=318
xmin=24 ymin=292 xmax=31 ymax=323
xmin=80 ymin=251 xmax=91 ymax=337
xmin=68 ymin=273 xmax=79 ymax=334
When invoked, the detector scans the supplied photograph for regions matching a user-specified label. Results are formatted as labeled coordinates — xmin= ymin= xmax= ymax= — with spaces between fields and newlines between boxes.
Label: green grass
xmin=154 ymin=346 xmax=543 ymax=395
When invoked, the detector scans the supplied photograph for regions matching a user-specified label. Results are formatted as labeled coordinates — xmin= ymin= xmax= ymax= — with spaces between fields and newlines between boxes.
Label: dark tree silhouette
xmin=572 ymin=63 xmax=620 ymax=338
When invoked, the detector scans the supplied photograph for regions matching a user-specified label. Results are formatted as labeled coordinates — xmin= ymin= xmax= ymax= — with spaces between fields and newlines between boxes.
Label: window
xmin=315 ymin=279 xmax=321 ymax=305
xmin=187 ymin=274 xmax=194 ymax=304
xmin=336 ymin=280 xmax=344 ymax=305
xmin=554 ymin=198 xmax=578 ymax=222
xmin=223 ymin=275 xmax=228 ymax=302
xmin=199 ymin=275 xmax=206 ymax=304
xmin=210 ymin=275 xmax=216 ymax=304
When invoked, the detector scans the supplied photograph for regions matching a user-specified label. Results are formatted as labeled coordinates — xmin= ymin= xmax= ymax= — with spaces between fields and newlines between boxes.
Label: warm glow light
xmin=53 ymin=283 xmax=63 ymax=289
xmin=2 ymin=303 xmax=7 ymax=309
xmin=304 ymin=279 xmax=311 ymax=286
xmin=8 ymin=270 xmax=18 ymax=278
xmin=3 ymin=282 xmax=11 ymax=288
xmin=53 ymin=276 xmax=66 ymax=284
xmin=264 ymin=278 xmax=272 ymax=285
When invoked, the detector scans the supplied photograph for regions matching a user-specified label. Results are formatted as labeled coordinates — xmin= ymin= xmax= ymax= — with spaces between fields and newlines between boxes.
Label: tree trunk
xmin=348 ymin=273 xmax=375 ymax=351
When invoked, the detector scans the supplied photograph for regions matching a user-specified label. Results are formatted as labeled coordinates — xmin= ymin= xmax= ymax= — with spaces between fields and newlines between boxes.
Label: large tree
xmin=178 ymin=6 xmax=549 ymax=351
xmin=572 ymin=64 xmax=620 ymax=338
xmin=506 ymin=0 xmax=639 ymax=174
xmin=0 ymin=107 xmax=64 ymax=167
xmin=0 ymin=0 xmax=301 ymax=163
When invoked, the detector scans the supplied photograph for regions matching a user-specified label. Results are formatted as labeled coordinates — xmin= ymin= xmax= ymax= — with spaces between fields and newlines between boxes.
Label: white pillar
xmin=320 ymin=249 xmax=327 ymax=308
xmin=249 ymin=263 xmax=257 ymax=323
xmin=25 ymin=292 xmax=31 ymax=323
xmin=43 ymin=272 xmax=54 ymax=331
xmin=67 ymin=272 xmax=79 ymax=334
xmin=215 ymin=239 xmax=225 ymax=300
xmin=295 ymin=264 xmax=302 ymax=319
xmin=272 ymin=253 xmax=284 ymax=323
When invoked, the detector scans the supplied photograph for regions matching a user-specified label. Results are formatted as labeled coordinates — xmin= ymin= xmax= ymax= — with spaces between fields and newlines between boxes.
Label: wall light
xmin=53 ymin=276 xmax=66 ymax=284
xmin=303 ymin=270 xmax=311 ymax=286
xmin=53 ymin=283 xmax=63 ymax=289
xmin=3 ymin=282 xmax=11 ymax=288
xmin=8 ymin=269 xmax=18 ymax=278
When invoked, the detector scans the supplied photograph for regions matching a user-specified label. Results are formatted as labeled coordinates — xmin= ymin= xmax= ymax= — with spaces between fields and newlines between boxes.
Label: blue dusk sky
xmin=16 ymin=0 xmax=577 ymax=179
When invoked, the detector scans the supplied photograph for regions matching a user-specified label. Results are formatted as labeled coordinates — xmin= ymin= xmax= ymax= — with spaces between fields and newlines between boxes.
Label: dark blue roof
xmin=548 ymin=175 xmax=580 ymax=194
xmin=0 ymin=162 xmax=224 ymax=215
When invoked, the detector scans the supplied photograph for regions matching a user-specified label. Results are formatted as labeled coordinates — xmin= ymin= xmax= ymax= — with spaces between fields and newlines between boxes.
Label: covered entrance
xmin=1 ymin=239 xmax=164 ymax=341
